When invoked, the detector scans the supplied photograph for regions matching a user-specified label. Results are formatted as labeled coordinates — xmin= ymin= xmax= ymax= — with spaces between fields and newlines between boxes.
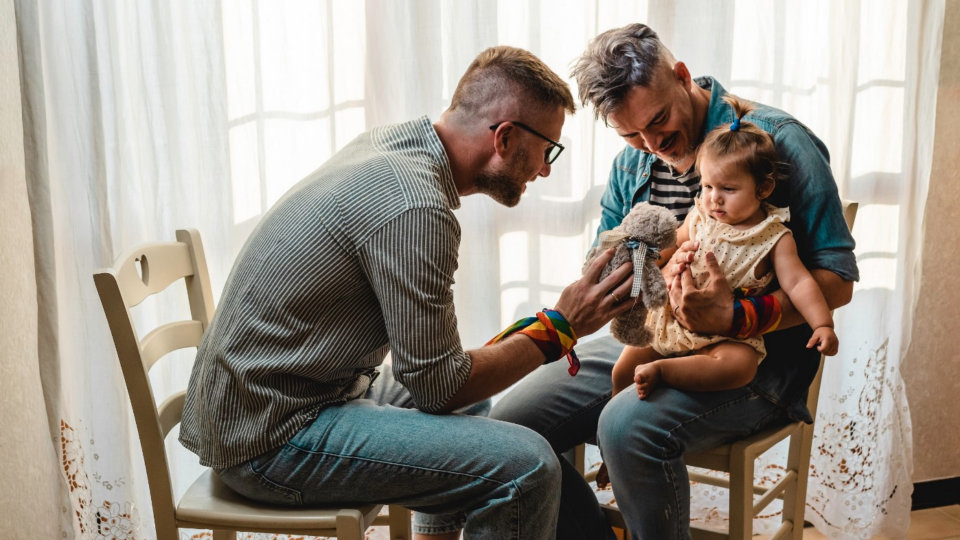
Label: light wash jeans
xmin=490 ymin=336 xmax=788 ymax=540
xmin=216 ymin=363 xmax=561 ymax=539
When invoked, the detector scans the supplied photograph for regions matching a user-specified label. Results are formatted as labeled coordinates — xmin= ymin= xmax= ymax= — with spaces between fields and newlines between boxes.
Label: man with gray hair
xmin=181 ymin=45 xmax=636 ymax=540
xmin=491 ymin=24 xmax=858 ymax=539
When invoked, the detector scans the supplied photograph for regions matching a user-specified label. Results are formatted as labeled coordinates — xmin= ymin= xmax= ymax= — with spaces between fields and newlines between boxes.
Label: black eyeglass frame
xmin=489 ymin=121 xmax=565 ymax=165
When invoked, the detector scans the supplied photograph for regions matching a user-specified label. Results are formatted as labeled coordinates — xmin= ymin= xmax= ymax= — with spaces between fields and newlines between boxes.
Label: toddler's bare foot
xmin=596 ymin=462 xmax=610 ymax=489
xmin=634 ymin=362 xmax=662 ymax=399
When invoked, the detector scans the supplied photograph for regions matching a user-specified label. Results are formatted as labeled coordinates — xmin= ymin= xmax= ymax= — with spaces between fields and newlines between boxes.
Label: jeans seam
xmin=747 ymin=381 xmax=787 ymax=408
xmin=246 ymin=461 xmax=303 ymax=505
xmin=291 ymin=405 xmax=345 ymax=449
xmin=655 ymin=391 xmax=760 ymax=540
xmin=749 ymin=407 xmax=785 ymax=434
xmin=284 ymin=444 xmax=510 ymax=487
xmin=663 ymin=459 xmax=685 ymax=540
xmin=511 ymin=479 xmax=521 ymax=540
xmin=414 ymin=523 xmax=464 ymax=535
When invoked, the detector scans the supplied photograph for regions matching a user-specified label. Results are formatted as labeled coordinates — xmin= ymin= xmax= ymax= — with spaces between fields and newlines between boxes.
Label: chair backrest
xmin=804 ymin=201 xmax=858 ymax=417
xmin=93 ymin=229 xmax=215 ymax=538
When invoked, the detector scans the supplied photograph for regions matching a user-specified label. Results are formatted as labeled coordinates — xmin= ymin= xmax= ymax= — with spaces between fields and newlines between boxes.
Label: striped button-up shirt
xmin=180 ymin=117 xmax=473 ymax=469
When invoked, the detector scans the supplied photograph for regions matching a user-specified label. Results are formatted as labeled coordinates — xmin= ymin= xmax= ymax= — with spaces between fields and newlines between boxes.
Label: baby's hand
xmin=634 ymin=362 xmax=662 ymax=399
xmin=807 ymin=326 xmax=839 ymax=356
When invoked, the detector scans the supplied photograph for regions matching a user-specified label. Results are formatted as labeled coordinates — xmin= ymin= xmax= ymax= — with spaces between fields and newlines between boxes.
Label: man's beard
xmin=660 ymin=141 xmax=697 ymax=172
xmin=474 ymin=148 xmax=530 ymax=207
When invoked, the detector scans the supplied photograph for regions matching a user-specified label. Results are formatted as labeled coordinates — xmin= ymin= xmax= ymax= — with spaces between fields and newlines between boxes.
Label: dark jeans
xmin=490 ymin=335 xmax=787 ymax=540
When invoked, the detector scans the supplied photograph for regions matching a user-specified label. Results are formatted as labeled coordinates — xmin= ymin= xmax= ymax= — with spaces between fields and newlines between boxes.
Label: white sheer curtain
xmin=16 ymin=1 xmax=939 ymax=539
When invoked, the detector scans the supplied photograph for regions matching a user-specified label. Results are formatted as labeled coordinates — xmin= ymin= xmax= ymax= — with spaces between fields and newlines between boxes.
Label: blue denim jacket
xmin=597 ymin=77 xmax=859 ymax=422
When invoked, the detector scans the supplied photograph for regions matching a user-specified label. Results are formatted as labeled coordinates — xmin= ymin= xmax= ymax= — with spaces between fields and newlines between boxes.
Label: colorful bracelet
xmin=727 ymin=292 xmax=782 ymax=340
xmin=486 ymin=309 xmax=581 ymax=376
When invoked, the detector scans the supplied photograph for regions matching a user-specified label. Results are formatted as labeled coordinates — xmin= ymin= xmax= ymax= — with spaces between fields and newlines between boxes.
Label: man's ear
xmin=673 ymin=61 xmax=693 ymax=88
xmin=491 ymin=122 xmax=513 ymax=159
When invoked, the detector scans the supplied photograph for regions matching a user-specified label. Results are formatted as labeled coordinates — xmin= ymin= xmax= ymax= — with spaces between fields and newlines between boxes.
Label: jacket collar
xmin=698 ymin=76 xmax=738 ymax=139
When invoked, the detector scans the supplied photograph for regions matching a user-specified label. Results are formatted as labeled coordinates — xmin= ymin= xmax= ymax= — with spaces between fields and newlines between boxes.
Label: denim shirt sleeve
xmin=594 ymin=147 xmax=648 ymax=249
xmin=774 ymin=122 xmax=860 ymax=282
xmin=598 ymin=161 xmax=629 ymax=242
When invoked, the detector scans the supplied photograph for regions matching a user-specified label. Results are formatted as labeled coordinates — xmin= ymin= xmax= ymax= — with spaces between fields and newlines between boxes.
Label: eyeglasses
xmin=489 ymin=121 xmax=565 ymax=165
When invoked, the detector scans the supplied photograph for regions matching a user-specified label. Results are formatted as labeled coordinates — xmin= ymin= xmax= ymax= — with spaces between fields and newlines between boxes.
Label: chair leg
xmin=336 ymin=508 xmax=366 ymax=540
xmin=782 ymin=423 xmax=815 ymax=540
xmin=728 ymin=446 xmax=755 ymax=540
xmin=388 ymin=505 xmax=412 ymax=540
xmin=212 ymin=530 xmax=237 ymax=540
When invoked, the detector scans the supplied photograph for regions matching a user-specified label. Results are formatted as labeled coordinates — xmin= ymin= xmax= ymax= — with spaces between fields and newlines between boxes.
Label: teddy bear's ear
xmin=582 ymin=247 xmax=599 ymax=274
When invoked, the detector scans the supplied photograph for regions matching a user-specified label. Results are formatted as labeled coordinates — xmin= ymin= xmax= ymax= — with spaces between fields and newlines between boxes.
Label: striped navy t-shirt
xmin=180 ymin=117 xmax=473 ymax=469
xmin=649 ymin=159 xmax=701 ymax=223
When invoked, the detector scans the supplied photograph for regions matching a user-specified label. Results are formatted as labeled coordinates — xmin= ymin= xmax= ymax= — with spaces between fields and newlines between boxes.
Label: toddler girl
xmin=611 ymin=96 xmax=839 ymax=400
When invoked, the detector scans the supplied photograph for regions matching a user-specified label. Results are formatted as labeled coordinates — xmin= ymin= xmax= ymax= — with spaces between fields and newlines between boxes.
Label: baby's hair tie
xmin=730 ymin=117 xmax=741 ymax=131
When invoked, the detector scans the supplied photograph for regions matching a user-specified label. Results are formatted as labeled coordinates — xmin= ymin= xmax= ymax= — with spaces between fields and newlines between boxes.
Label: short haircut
xmin=571 ymin=23 xmax=675 ymax=122
xmin=696 ymin=96 xmax=784 ymax=190
xmin=449 ymin=46 xmax=576 ymax=119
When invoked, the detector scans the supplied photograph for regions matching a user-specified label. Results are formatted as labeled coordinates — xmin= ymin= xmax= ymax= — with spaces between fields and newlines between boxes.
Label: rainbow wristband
xmin=727 ymin=293 xmax=782 ymax=340
xmin=486 ymin=309 xmax=580 ymax=376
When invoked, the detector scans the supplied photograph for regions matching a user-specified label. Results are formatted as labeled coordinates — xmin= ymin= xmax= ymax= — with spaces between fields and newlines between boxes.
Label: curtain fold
xmin=16 ymin=1 xmax=938 ymax=539
xmin=1 ymin=0 xmax=64 ymax=536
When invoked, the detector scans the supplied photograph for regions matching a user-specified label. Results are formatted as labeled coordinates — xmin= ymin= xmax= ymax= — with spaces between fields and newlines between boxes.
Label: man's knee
xmin=598 ymin=393 xmax=676 ymax=464
xmin=505 ymin=426 xmax=563 ymax=489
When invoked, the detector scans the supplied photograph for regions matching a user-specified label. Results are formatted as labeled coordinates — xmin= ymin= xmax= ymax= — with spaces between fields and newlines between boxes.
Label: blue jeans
xmin=217 ymin=363 xmax=561 ymax=539
xmin=490 ymin=336 xmax=787 ymax=540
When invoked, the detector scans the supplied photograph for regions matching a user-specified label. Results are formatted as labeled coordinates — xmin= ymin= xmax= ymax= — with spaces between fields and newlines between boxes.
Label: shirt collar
xmin=416 ymin=116 xmax=461 ymax=210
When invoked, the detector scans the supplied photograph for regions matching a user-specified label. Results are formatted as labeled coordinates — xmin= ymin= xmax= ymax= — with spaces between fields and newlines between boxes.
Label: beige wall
xmin=0 ymin=0 xmax=64 ymax=534
xmin=902 ymin=1 xmax=960 ymax=483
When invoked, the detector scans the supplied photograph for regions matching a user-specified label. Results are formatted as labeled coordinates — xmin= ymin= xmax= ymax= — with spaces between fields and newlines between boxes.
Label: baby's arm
xmin=769 ymin=234 xmax=839 ymax=355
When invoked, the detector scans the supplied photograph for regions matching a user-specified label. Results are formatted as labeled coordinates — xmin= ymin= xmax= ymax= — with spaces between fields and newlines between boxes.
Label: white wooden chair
xmin=94 ymin=228 xmax=412 ymax=540
xmin=578 ymin=202 xmax=858 ymax=540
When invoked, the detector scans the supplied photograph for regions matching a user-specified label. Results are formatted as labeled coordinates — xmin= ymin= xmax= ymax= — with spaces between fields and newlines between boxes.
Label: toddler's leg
xmin=652 ymin=341 xmax=759 ymax=395
xmin=612 ymin=346 xmax=663 ymax=396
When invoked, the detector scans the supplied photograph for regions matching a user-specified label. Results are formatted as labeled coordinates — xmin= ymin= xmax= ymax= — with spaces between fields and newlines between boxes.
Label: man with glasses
xmin=181 ymin=45 xmax=634 ymax=540
xmin=491 ymin=24 xmax=858 ymax=540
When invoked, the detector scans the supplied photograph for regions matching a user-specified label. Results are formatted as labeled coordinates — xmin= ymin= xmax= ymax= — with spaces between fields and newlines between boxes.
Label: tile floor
xmin=366 ymin=505 xmax=960 ymax=539
xmin=751 ymin=506 xmax=960 ymax=539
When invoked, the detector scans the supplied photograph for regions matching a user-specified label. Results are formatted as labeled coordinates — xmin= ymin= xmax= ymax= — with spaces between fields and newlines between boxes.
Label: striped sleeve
xmin=358 ymin=207 xmax=472 ymax=413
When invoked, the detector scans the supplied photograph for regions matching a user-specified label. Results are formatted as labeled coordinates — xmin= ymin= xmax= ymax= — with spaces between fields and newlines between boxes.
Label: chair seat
xmin=176 ymin=469 xmax=382 ymax=533
xmin=685 ymin=421 xmax=802 ymax=472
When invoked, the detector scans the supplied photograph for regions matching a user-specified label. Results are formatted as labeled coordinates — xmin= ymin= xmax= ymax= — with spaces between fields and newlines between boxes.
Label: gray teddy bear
xmin=583 ymin=202 xmax=678 ymax=347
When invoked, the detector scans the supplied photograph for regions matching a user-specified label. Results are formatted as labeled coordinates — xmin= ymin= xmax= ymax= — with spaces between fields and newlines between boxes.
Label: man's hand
xmin=554 ymin=248 xmax=636 ymax=337
xmin=668 ymin=251 xmax=734 ymax=335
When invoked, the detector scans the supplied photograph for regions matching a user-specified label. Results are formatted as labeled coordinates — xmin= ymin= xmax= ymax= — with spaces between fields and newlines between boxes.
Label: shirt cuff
xmin=804 ymin=247 xmax=860 ymax=282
